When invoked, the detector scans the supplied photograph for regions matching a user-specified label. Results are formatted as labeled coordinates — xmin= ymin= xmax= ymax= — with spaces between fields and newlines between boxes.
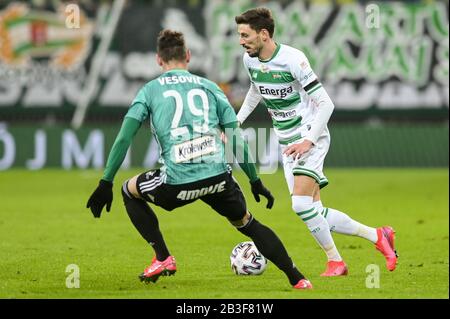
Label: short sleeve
xmin=291 ymin=51 xmax=318 ymax=89
xmin=125 ymin=87 xmax=150 ymax=123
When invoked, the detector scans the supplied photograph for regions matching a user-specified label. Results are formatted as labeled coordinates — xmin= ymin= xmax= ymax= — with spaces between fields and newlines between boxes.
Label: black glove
xmin=250 ymin=178 xmax=274 ymax=209
xmin=86 ymin=179 xmax=113 ymax=218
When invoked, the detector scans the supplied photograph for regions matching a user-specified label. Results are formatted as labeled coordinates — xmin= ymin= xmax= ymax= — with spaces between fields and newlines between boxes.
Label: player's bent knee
xmin=122 ymin=177 xmax=141 ymax=202
xmin=125 ymin=175 xmax=141 ymax=198
xmin=121 ymin=180 xmax=133 ymax=202
xmin=229 ymin=211 xmax=252 ymax=228
xmin=291 ymin=195 xmax=313 ymax=213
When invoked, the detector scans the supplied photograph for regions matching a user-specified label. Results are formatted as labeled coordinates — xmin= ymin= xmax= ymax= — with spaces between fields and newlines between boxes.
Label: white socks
xmin=313 ymin=200 xmax=378 ymax=243
xmin=292 ymin=195 xmax=342 ymax=262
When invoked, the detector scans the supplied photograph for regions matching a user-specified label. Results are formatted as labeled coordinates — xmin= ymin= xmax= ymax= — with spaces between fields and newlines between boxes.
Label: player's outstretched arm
xmin=86 ymin=117 xmax=141 ymax=218
xmin=222 ymin=121 xmax=274 ymax=209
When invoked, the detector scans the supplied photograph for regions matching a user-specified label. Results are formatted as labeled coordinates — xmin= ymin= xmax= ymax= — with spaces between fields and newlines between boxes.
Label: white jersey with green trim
xmin=243 ymin=43 xmax=327 ymax=145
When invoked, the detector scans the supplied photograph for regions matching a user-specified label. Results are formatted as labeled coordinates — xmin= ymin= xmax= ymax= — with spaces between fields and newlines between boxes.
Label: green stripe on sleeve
xmin=306 ymin=84 xmax=322 ymax=95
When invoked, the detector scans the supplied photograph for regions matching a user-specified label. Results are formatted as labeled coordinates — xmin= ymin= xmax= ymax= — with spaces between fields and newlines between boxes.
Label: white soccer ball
xmin=230 ymin=241 xmax=268 ymax=275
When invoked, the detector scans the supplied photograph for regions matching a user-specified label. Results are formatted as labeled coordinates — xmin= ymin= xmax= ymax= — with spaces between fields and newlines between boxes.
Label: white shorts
xmin=281 ymin=134 xmax=330 ymax=195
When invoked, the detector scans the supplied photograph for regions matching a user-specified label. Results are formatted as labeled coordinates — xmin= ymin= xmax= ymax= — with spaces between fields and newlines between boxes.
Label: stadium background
xmin=0 ymin=0 xmax=448 ymax=169
xmin=0 ymin=0 xmax=448 ymax=300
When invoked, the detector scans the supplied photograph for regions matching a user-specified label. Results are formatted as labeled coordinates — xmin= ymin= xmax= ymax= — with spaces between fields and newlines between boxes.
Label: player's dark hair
xmin=157 ymin=29 xmax=187 ymax=63
xmin=235 ymin=7 xmax=275 ymax=37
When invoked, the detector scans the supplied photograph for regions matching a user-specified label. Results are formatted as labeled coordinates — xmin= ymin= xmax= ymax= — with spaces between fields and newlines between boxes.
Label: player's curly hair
xmin=157 ymin=29 xmax=187 ymax=63
xmin=235 ymin=7 xmax=275 ymax=38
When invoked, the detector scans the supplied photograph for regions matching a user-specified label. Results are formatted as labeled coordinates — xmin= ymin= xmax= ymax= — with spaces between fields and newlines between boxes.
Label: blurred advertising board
xmin=0 ymin=0 xmax=448 ymax=121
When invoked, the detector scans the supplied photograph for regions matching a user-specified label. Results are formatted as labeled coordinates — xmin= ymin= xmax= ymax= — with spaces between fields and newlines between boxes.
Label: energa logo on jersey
xmin=173 ymin=135 xmax=216 ymax=163
xmin=0 ymin=3 xmax=93 ymax=69
xmin=259 ymin=85 xmax=293 ymax=98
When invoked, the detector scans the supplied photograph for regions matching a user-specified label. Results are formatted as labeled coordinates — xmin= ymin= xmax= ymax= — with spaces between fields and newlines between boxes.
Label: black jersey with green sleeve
xmin=125 ymin=69 xmax=238 ymax=185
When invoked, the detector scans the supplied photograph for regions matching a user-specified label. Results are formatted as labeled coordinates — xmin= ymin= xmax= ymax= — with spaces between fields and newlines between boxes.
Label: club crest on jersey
xmin=260 ymin=64 xmax=270 ymax=73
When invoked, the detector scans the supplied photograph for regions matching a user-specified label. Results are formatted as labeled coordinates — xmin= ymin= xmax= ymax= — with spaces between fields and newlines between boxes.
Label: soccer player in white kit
xmin=235 ymin=8 xmax=398 ymax=276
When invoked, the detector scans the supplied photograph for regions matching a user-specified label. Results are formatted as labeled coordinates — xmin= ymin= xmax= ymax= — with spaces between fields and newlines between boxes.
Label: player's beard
xmin=248 ymin=49 xmax=259 ymax=58
xmin=246 ymin=45 xmax=261 ymax=58
xmin=247 ymin=40 xmax=262 ymax=58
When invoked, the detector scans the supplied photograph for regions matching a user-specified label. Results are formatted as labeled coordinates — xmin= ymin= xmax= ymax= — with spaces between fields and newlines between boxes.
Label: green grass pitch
xmin=0 ymin=168 xmax=448 ymax=299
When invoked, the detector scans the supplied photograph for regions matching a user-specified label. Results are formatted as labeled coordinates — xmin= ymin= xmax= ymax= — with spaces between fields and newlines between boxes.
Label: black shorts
xmin=135 ymin=169 xmax=247 ymax=221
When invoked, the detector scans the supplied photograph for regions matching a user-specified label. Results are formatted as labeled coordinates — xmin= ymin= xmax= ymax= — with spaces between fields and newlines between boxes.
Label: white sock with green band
xmin=313 ymin=200 xmax=378 ymax=243
xmin=292 ymin=195 xmax=342 ymax=261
